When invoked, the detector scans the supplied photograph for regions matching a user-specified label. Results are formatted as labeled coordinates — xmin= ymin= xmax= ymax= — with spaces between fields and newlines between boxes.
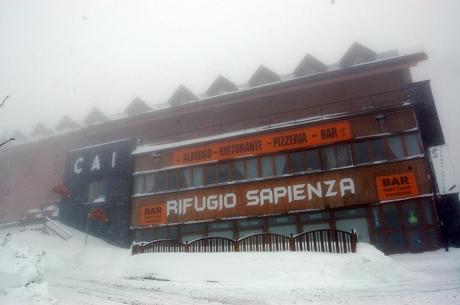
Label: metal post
xmin=85 ymin=214 xmax=90 ymax=246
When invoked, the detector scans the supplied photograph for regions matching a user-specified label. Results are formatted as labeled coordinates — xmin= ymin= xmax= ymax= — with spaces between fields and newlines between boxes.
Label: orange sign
xmin=172 ymin=121 xmax=351 ymax=165
xmin=376 ymin=172 xmax=418 ymax=200
xmin=88 ymin=208 xmax=109 ymax=224
xmin=140 ymin=204 xmax=167 ymax=225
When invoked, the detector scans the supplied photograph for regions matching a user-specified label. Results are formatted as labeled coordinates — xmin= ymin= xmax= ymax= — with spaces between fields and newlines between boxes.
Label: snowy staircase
xmin=44 ymin=217 xmax=72 ymax=241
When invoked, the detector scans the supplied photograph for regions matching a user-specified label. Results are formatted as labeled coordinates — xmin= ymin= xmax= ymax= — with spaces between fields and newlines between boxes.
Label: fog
xmin=1 ymin=0 xmax=460 ymax=179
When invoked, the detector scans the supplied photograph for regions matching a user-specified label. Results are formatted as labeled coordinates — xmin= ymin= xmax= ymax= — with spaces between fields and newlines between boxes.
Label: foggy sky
xmin=1 ymin=0 xmax=460 ymax=181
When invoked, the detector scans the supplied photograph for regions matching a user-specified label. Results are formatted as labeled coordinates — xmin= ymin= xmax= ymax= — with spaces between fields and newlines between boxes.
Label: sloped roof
xmin=167 ymin=85 xmax=197 ymax=106
xmin=248 ymin=65 xmax=281 ymax=87
xmin=30 ymin=123 xmax=53 ymax=138
xmin=205 ymin=75 xmax=238 ymax=97
xmin=11 ymin=129 xmax=28 ymax=141
xmin=56 ymin=115 xmax=80 ymax=131
xmin=293 ymin=54 xmax=328 ymax=77
xmin=124 ymin=97 xmax=152 ymax=116
xmin=339 ymin=42 xmax=378 ymax=68
xmin=83 ymin=107 xmax=109 ymax=126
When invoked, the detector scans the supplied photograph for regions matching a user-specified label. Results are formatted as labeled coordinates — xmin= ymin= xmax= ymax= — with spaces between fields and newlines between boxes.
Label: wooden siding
xmin=131 ymin=159 xmax=431 ymax=227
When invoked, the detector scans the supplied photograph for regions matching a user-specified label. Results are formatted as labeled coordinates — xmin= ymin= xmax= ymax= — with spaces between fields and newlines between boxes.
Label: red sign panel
xmin=171 ymin=121 xmax=351 ymax=166
xmin=376 ymin=172 xmax=418 ymax=200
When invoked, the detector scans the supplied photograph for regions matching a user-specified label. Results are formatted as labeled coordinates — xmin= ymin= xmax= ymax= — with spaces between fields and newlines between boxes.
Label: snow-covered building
xmin=0 ymin=42 xmax=453 ymax=252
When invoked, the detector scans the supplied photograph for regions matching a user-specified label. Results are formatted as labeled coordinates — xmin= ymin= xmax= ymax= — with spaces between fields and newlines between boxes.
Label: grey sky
xmin=1 ymin=0 xmax=459 ymax=180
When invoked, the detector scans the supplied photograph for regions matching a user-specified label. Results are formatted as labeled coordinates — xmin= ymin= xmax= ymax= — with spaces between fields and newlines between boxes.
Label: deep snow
xmin=0 ymin=223 xmax=458 ymax=305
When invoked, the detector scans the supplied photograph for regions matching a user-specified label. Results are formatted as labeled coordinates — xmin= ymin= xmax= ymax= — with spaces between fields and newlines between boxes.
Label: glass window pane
xmin=300 ymin=211 xmax=331 ymax=222
xmin=181 ymin=223 xmax=205 ymax=234
xmin=267 ymin=216 xmax=295 ymax=226
xmin=335 ymin=208 xmax=366 ymax=219
xmin=336 ymin=144 xmax=352 ymax=167
xmin=370 ymin=138 xmax=386 ymax=161
xmin=168 ymin=169 xmax=178 ymax=190
xmin=205 ymin=164 xmax=217 ymax=185
xmin=134 ymin=176 xmax=144 ymax=194
xmin=169 ymin=226 xmax=179 ymax=241
xmin=290 ymin=151 xmax=305 ymax=173
xmin=233 ymin=160 xmax=245 ymax=180
xmin=353 ymin=142 xmax=370 ymax=164
xmin=321 ymin=146 xmax=337 ymax=170
xmin=306 ymin=149 xmax=320 ymax=170
xmin=238 ymin=229 xmax=263 ymax=239
xmin=156 ymin=227 xmax=168 ymax=239
xmin=192 ymin=167 xmax=203 ymax=187
xmin=370 ymin=207 xmax=382 ymax=228
xmin=218 ymin=162 xmax=231 ymax=183
xmin=388 ymin=136 xmax=405 ymax=159
xmin=135 ymin=230 xmax=143 ymax=242
xmin=156 ymin=171 xmax=168 ymax=192
xmin=408 ymin=230 xmax=424 ymax=250
xmin=302 ymin=222 xmax=330 ymax=232
xmin=405 ymin=134 xmax=423 ymax=156
xmin=209 ymin=222 xmax=233 ymax=231
xmin=383 ymin=205 xmax=401 ymax=228
xmin=261 ymin=156 xmax=273 ymax=177
xmin=208 ymin=230 xmax=234 ymax=239
xmin=275 ymin=154 xmax=288 ymax=175
xmin=181 ymin=233 xmax=204 ymax=243
xmin=426 ymin=229 xmax=439 ymax=248
xmin=421 ymin=199 xmax=434 ymax=225
xmin=179 ymin=168 xmax=192 ymax=189
xmin=246 ymin=159 xmax=258 ymax=179
xmin=145 ymin=174 xmax=154 ymax=193
xmin=88 ymin=180 xmax=106 ymax=202
xmin=237 ymin=219 xmax=263 ymax=229
xmin=402 ymin=201 xmax=420 ymax=227
xmin=388 ymin=232 xmax=405 ymax=252
xmin=374 ymin=231 xmax=385 ymax=251
xmin=144 ymin=229 xmax=153 ymax=241
xmin=268 ymin=224 xmax=297 ymax=236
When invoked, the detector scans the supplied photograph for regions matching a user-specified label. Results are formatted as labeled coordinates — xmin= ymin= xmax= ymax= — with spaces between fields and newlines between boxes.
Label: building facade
xmin=0 ymin=43 xmax=451 ymax=253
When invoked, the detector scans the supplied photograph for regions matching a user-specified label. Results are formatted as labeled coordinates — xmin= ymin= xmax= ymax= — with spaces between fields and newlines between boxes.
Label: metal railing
xmin=131 ymin=229 xmax=358 ymax=255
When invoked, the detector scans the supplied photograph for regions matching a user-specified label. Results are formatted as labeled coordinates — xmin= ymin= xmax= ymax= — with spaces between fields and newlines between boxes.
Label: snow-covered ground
xmin=0 ymin=223 xmax=458 ymax=305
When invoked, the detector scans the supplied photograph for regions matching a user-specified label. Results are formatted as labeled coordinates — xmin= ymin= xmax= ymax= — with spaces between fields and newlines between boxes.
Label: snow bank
xmin=0 ymin=223 xmax=458 ymax=305
xmin=120 ymin=243 xmax=410 ymax=291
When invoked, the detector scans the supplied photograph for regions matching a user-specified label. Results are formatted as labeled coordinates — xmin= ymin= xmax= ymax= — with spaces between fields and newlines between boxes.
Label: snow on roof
xmin=69 ymin=138 xmax=132 ymax=153
xmin=132 ymin=115 xmax=337 ymax=155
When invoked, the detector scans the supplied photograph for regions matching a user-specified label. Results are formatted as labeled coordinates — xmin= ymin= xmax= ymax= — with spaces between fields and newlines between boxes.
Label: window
xmin=134 ymin=175 xmax=144 ymax=194
xmin=246 ymin=158 xmax=259 ymax=179
xmin=274 ymin=154 xmax=288 ymax=175
xmin=305 ymin=149 xmax=320 ymax=170
xmin=145 ymin=174 xmax=154 ymax=193
xmin=155 ymin=171 xmax=168 ymax=192
xmin=232 ymin=160 xmax=245 ymax=180
xmin=370 ymin=138 xmax=386 ymax=161
xmin=261 ymin=156 xmax=273 ymax=177
xmin=179 ymin=168 xmax=192 ymax=189
xmin=404 ymin=133 xmax=423 ymax=156
xmin=402 ymin=201 xmax=420 ymax=226
xmin=421 ymin=199 xmax=434 ymax=225
xmin=290 ymin=151 xmax=306 ymax=173
xmin=192 ymin=167 xmax=203 ymax=187
xmin=321 ymin=144 xmax=351 ymax=169
xmin=383 ymin=205 xmax=401 ymax=228
xmin=87 ymin=180 xmax=106 ymax=202
xmin=218 ymin=162 xmax=231 ymax=183
xmin=387 ymin=136 xmax=404 ymax=159
xmin=168 ymin=169 xmax=178 ymax=190
xmin=353 ymin=142 xmax=370 ymax=164
xmin=205 ymin=164 xmax=217 ymax=185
